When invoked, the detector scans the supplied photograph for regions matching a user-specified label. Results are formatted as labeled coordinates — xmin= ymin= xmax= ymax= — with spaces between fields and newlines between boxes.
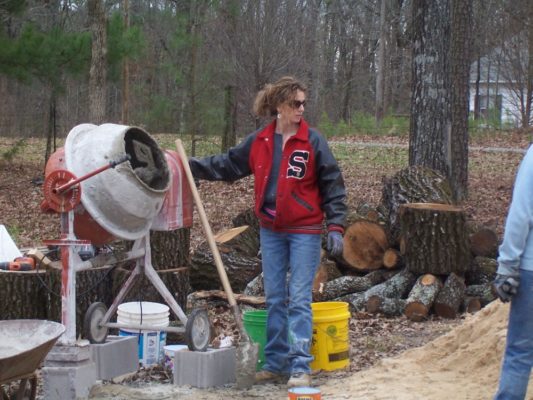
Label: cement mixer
xmin=41 ymin=123 xmax=210 ymax=351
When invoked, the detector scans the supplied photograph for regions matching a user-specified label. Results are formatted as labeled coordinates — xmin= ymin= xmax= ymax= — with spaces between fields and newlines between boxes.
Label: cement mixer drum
xmin=64 ymin=123 xmax=170 ymax=241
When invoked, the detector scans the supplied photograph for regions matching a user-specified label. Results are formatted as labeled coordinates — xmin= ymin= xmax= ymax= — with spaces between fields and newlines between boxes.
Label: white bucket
xmin=117 ymin=301 xmax=169 ymax=366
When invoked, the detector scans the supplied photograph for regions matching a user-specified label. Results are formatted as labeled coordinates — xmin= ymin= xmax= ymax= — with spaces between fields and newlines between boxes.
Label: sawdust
xmin=88 ymin=300 xmax=533 ymax=400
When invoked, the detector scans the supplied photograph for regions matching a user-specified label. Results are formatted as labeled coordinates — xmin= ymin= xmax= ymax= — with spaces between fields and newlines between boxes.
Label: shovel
xmin=175 ymin=139 xmax=259 ymax=389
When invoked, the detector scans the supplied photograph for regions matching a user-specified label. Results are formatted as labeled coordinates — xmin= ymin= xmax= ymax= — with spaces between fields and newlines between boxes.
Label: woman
xmin=189 ymin=76 xmax=347 ymax=387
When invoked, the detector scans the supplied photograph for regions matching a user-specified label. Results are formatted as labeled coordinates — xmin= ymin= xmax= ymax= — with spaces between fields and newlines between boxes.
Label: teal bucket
xmin=243 ymin=310 xmax=267 ymax=371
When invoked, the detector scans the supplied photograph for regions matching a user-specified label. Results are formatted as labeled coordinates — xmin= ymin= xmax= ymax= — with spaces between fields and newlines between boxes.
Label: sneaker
xmin=254 ymin=369 xmax=285 ymax=384
xmin=287 ymin=372 xmax=311 ymax=387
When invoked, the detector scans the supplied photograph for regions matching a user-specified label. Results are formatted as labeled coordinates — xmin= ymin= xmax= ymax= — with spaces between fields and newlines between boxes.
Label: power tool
xmin=0 ymin=257 xmax=36 ymax=271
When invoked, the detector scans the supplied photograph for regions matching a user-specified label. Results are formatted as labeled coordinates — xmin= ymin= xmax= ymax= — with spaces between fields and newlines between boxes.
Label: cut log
xmin=364 ymin=268 xmax=417 ymax=301
xmin=399 ymin=203 xmax=471 ymax=275
xmin=367 ymin=297 xmax=406 ymax=317
xmin=312 ymin=258 xmax=343 ymax=300
xmin=190 ymin=237 xmax=261 ymax=292
xmin=232 ymin=207 xmax=260 ymax=232
xmin=433 ymin=272 xmax=466 ymax=319
xmin=244 ymin=272 xmax=264 ymax=297
xmin=0 ymin=270 xmax=50 ymax=320
xmin=214 ymin=225 xmax=260 ymax=258
xmin=382 ymin=248 xmax=403 ymax=269
xmin=465 ymin=283 xmax=496 ymax=306
xmin=381 ymin=166 xmax=453 ymax=245
xmin=342 ymin=220 xmax=389 ymax=271
xmin=337 ymin=292 xmax=366 ymax=312
xmin=404 ymin=274 xmax=443 ymax=322
xmin=469 ymin=227 xmax=499 ymax=258
xmin=315 ymin=269 xmax=398 ymax=301
xmin=465 ymin=256 xmax=497 ymax=286
xmin=150 ymin=228 xmax=191 ymax=270
xmin=462 ymin=296 xmax=482 ymax=313
xmin=189 ymin=290 xmax=265 ymax=306
xmin=112 ymin=266 xmax=190 ymax=310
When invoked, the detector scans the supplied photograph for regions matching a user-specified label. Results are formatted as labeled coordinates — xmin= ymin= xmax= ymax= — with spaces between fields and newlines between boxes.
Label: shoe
xmin=287 ymin=372 xmax=311 ymax=387
xmin=254 ymin=369 xmax=285 ymax=384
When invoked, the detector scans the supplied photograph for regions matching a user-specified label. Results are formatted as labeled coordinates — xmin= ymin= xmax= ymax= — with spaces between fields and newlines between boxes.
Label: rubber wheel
xmin=83 ymin=302 xmax=109 ymax=344
xmin=185 ymin=308 xmax=211 ymax=352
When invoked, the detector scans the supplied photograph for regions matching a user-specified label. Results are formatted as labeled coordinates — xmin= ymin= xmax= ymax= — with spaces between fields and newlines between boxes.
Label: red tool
xmin=0 ymin=257 xmax=36 ymax=271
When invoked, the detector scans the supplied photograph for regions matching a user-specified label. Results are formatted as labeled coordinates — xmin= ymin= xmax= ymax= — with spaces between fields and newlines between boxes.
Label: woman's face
xmin=278 ymin=89 xmax=306 ymax=124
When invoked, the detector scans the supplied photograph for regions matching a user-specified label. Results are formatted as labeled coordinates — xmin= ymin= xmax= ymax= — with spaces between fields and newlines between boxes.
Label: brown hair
xmin=253 ymin=76 xmax=307 ymax=117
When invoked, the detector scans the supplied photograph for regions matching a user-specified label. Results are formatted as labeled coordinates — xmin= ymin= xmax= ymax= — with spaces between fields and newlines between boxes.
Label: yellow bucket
xmin=310 ymin=301 xmax=350 ymax=371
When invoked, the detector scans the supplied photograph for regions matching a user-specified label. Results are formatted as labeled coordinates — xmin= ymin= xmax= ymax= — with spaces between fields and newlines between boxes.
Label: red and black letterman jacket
xmin=189 ymin=119 xmax=347 ymax=235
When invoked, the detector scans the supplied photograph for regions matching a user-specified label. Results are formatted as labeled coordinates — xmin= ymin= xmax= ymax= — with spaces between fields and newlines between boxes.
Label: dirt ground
xmin=1 ymin=132 xmax=531 ymax=399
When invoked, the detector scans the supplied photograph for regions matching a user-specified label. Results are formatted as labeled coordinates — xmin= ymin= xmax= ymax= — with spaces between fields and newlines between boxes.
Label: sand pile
xmin=320 ymin=301 xmax=526 ymax=400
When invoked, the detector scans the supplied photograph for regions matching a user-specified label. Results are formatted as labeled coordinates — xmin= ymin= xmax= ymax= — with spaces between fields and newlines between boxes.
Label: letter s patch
xmin=287 ymin=150 xmax=309 ymax=179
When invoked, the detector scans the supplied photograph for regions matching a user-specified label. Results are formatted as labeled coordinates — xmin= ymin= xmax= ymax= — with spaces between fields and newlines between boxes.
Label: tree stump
xmin=399 ymin=203 xmax=471 ymax=275
xmin=342 ymin=220 xmax=389 ymax=271
xmin=190 ymin=226 xmax=262 ymax=292
xmin=338 ymin=292 xmax=367 ymax=312
xmin=381 ymin=166 xmax=453 ymax=245
xmin=433 ymin=272 xmax=466 ymax=319
xmin=462 ymin=297 xmax=482 ymax=313
xmin=404 ymin=274 xmax=442 ymax=322
xmin=214 ymin=225 xmax=260 ymax=258
xmin=469 ymin=227 xmax=499 ymax=258
xmin=150 ymin=228 xmax=191 ymax=270
xmin=0 ymin=270 xmax=50 ymax=320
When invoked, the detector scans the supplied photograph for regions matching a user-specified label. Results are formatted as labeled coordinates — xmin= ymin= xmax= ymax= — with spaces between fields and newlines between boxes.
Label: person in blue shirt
xmin=493 ymin=145 xmax=533 ymax=400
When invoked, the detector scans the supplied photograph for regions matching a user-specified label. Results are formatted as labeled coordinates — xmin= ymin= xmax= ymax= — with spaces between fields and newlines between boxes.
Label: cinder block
xmin=173 ymin=347 xmax=236 ymax=388
xmin=41 ymin=359 xmax=96 ymax=400
xmin=90 ymin=335 xmax=139 ymax=380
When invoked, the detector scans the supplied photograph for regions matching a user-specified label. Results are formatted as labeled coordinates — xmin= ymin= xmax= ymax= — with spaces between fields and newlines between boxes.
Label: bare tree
xmin=88 ymin=0 xmax=107 ymax=124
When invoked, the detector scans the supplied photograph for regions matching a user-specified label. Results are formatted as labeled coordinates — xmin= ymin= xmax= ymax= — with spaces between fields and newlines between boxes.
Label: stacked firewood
xmin=189 ymin=166 xmax=499 ymax=321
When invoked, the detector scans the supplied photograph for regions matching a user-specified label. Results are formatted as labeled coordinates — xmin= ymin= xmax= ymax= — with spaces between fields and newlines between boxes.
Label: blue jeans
xmin=259 ymin=227 xmax=321 ymax=375
xmin=495 ymin=269 xmax=533 ymax=400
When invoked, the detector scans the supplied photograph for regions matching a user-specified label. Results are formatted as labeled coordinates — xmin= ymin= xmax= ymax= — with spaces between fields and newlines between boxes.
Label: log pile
xmin=199 ymin=166 xmax=501 ymax=323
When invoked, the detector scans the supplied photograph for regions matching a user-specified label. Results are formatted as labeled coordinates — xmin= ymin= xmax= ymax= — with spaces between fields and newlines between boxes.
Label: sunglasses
xmin=289 ymin=100 xmax=306 ymax=109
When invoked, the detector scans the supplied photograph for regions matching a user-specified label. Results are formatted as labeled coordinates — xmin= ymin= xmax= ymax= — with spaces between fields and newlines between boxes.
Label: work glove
xmin=492 ymin=274 xmax=520 ymax=303
xmin=326 ymin=231 xmax=343 ymax=258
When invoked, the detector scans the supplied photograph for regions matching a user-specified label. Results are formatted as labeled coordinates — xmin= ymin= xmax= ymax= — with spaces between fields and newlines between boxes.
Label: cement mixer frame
xmin=42 ymin=124 xmax=211 ymax=353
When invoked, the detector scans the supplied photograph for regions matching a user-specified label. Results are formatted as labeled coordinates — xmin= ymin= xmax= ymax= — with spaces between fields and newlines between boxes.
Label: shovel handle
xmin=175 ymin=140 xmax=239 ymax=308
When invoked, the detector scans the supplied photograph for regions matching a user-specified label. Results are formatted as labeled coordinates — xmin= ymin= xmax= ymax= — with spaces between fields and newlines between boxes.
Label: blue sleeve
xmin=188 ymin=132 xmax=256 ymax=182
xmin=497 ymin=145 xmax=533 ymax=275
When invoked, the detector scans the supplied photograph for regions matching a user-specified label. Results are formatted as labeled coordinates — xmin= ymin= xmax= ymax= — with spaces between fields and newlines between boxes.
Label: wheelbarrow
xmin=0 ymin=320 xmax=65 ymax=400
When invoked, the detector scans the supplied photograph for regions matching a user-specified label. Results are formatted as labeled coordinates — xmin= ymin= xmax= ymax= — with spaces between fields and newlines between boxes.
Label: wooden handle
xmin=175 ymin=139 xmax=238 ymax=307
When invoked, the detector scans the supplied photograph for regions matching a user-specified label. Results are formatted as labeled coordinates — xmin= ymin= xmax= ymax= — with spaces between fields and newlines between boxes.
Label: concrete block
xmin=41 ymin=359 xmax=96 ymax=400
xmin=90 ymin=335 xmax=139 ymax=381
xmin=173 ymin=347 xmax=236 ymax=388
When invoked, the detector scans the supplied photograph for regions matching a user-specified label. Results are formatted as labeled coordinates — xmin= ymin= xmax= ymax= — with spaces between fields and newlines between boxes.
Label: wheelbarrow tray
xmin=0 ymin=320 xmax=65 ymax=384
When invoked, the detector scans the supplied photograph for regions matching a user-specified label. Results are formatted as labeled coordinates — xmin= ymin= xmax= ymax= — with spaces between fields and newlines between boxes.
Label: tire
xmin=185 ymin=308 xmax=211 ymax=351
xmin=83 ymin=302 xmax=109 ymax=344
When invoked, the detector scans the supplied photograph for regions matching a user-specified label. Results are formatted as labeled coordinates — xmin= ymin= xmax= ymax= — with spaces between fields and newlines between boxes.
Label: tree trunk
xmin=221 ymin=85 xmax=236 ymax=152
xmin=312 ymin=258 xmax=343 ymax=300
xmin=404 ymin=274 xmax=442 ymax=322
xmin=88 ymin=0 xmax=107 ymax=124
xmin=381 ymin=166 xmax=453 ymax=245
xmin=338 ymin=292 xmax=366 ymax=312
xmin=342 ymin=220 xmax=389 ymax=271
xmin=121 ymin=0 xmax=130 ymax=124
xmin=465 ymin=283 xmax=495 ymax=306
xmin=400 ymin=203 xmax=471 ymax=275
xmin=189 ymin=290 xmax=265 ymax=306
xmin=383 ymin=248 xmax=403 ymax=269
xmin=434 ymin=272 xmax=466 ymax=319
xmin=448 ymin=0 xmax=472 ymax=201
xmin=0 ymin=270 xmax=50 ymax=320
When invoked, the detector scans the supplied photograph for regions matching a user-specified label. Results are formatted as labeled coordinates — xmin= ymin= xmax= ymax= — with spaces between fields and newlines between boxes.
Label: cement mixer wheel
xmin=84 ymin=302 xmax=109 ymax=344
xmin=185 ymin=308 xmax=211 ymax=352
xmin=43 ymin=169 xmax=81 ymax=212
